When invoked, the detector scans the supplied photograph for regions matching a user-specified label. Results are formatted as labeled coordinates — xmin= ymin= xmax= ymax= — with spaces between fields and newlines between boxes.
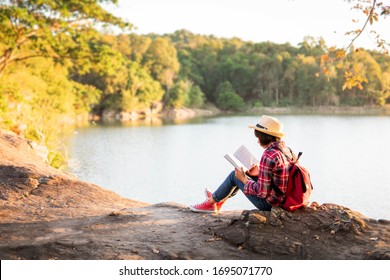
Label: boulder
xmin=215 ymin=205 xmax=390 ymax=259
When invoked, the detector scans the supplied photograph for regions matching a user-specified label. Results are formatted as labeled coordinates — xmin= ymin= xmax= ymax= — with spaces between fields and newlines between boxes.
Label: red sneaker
xmin=204 ymin=188 xmax=225 ymax=212
xmin=204 ymin=188 xmax=213 ymax=199
xmin=189 ymin=198 xmax=216 ymax=213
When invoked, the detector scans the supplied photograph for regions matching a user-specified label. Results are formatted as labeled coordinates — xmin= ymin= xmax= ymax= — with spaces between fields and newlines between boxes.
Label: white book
xmin=224 ymin=145 xmax=259 ymax=172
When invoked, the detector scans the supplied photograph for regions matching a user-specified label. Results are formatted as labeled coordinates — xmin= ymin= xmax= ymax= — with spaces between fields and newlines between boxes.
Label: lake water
xmin=65 ymin=115 xmax=390 ymax=220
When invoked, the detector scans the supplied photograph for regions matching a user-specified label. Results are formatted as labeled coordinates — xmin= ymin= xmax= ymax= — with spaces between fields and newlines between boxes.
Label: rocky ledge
xmin=0 ymin=131 xmax=389 ymax=260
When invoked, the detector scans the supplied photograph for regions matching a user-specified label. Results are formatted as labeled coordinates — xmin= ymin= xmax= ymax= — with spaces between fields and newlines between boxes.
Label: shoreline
xmin=89 ymin=105 xmax=390 ymax=126
xmin=248 ymin=105 xmax=390 ymax=116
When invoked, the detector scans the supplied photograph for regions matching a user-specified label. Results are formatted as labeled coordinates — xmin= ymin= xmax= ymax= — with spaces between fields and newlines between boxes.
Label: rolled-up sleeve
xmin=244 ymin=154 xmax=275 ymax=198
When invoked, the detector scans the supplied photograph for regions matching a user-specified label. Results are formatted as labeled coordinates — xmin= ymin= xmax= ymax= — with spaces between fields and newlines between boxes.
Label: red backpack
xmin=276 ymin=148 xmax=313 ymax=211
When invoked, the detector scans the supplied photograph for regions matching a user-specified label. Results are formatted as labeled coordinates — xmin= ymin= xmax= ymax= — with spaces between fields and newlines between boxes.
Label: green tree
xmin=218 ymin=50 xmax=256 ymax=101
xmin=0 ymin=57 xmax=99 ymax=167
xmin=142 ymin=37 xmax=180 ymax=103
xmin=168 ymin=80 xmax=191 ymax=108
xmin=0 ymin=0 xmax=129 ymax=75
xmin=295 ymin=55 xmax=324 ymax=106
xmin=190 ymin=40 xmax=222 ymax=102
xmin=124 ymin=62 xmax=164 ymax=111
xmin=342 ymin=49 xmax=385 ymax=105
xmin=283 ymin=59 xmax=299 ymax=105
xmin=186 ymin=85 xmax=205 ymax=108
xmin=127 ymin=34 xmax=152 ymax=63
xmin=71 ymin=40 xmax=128 ymax=114
xmin=216 ymin=81 xmax=245 ymax=111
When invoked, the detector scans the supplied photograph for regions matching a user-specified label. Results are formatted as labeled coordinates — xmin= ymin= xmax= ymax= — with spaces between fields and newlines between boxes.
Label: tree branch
xmin=345 ymin=0 xmax=377 ymax=51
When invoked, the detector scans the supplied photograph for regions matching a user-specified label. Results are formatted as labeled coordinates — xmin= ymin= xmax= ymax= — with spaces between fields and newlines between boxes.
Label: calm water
xmin=65 ymin=115 xmax=390 ymax=219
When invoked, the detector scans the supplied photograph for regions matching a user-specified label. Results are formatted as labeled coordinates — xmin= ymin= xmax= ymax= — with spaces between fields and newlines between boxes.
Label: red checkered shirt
xmin=243 ymin=141 xmax=293 ymax=206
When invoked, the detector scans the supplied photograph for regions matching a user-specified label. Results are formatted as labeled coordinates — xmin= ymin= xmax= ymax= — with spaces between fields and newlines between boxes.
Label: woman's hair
xmin=254 ymin=129 xmax=280 ymax=146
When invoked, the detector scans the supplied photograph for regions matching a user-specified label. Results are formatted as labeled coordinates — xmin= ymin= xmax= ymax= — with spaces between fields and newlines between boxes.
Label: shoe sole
xmin=188 ymin=205 xmax=216 ymax=213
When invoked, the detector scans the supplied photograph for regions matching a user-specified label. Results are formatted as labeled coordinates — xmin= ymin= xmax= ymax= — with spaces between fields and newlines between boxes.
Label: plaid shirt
xmin=243 ymin=141 xmax=293 ymax=206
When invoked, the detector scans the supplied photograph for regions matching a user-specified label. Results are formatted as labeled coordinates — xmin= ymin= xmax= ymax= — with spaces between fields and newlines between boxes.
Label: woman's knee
xmin=228 ymin=170 xmax=240 ymax=184
xmin=228 ymin=170 xmax=236 ymax=178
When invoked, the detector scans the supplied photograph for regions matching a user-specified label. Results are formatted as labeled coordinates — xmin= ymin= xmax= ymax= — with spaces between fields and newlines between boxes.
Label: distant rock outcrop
xmin=0 ymin=131 xmax=389 ymax=260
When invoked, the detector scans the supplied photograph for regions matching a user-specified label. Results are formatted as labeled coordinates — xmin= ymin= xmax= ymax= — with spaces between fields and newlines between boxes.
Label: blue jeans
xmin=212 ymin=171 xmax=272 ymax=211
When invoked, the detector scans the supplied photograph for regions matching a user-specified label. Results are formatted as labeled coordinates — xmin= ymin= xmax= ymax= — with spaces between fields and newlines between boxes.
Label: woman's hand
xmin=247 ymin=164 xmax=259 ymax=177
xmin=235 ymin=167 xmax=249 ymax=184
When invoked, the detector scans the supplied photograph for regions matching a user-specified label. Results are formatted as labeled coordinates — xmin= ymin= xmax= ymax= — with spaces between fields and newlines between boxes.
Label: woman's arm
xmin=243 ymin=154 xmax=274 ymax=197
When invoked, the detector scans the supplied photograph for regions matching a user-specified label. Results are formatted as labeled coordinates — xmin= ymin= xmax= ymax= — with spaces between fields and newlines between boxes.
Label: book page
xmin=224 ymin=154 xmax=246 ymax=170
xmin=232 ymin=145 xmax=258 ymax=170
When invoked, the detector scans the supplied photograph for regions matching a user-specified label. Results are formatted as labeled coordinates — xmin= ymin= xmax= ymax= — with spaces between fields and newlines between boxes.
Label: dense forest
xmin=1 ymin=0 xmax=390 ymax=167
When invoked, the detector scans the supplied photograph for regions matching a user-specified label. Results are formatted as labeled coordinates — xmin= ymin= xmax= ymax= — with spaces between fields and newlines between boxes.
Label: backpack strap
xmin=276 ymin=146 xmax=300 ymax=163
xmin=296 ymin=151 xmax=303 ymax=162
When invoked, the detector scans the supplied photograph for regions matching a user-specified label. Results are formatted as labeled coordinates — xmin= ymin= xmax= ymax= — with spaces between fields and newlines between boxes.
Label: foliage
xmin=0 ymin=0 xmax=128 ymax=167
xmin=1 ymin=1 xmax=389 ymax=168
xmin=142 ymin=37 xmax=180 ymax=90
xmin=0 ymin=57 xmax=99 ymax=167
xmin=347 ymin=0 xmax=389 ymax=54
xmin=186 ymin=85 xmax=205 ymax=108
xmin=216 ymin=81 xmax=245 ymax=111
xmin=0 ymin=0 xmax=129 ymax=75
xmin=168 ymin=79 xmax=206 ymax=109
xmin=319 ymin=0 xmax=389 ymax=90
xmin=124 ymin=62 xmax=164 ymax=111
xmin=168 ymin=80 xmax=191 ymax=108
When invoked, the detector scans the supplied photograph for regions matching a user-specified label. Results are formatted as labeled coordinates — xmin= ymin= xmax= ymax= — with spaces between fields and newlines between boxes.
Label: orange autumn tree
xmin=320 ymin=0 xmax=389 ymax=91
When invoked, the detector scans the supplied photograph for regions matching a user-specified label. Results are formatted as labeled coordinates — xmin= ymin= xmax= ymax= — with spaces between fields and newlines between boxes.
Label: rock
xmin=269 ymin=211 xmax=283 ymax=227
xmin=158 ymin=249 xmax=178 ymax=260
xmin=248 ymin=212 xmax=267 ymax=224
xmin=365 ymin=249 xmax=390 ymax=260
xmin=216 ymin=222 xmax=248 ymax=245
xmin=27 ymin=140 xmax=49 ymax=162
xmin=215 ymin=206 xmax=390 ymax=260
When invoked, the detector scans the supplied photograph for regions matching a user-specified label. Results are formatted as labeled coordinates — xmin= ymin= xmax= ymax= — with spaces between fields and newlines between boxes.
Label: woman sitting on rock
xmin=189 ymin=115 xmax=294 ymax=213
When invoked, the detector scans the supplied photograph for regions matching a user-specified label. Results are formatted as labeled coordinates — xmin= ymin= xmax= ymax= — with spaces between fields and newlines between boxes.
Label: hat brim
xmin=248 ymin=125 xmax=285 ymax=138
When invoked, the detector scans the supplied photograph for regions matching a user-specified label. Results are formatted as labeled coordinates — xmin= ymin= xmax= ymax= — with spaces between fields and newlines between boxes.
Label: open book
xmin=224 ymin=145 xmax=259 ymax=172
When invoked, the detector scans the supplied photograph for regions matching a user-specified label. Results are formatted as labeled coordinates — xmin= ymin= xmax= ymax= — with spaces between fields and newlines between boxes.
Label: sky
xmin=104 ymin=0 xmax=389 ymax=51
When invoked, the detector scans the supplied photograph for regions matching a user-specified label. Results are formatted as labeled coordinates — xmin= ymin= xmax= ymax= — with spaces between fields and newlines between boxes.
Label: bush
xmin=217 ymin=91 xmax=245 ymax=110
xmin=216 ymin=81 xmax=245 ymax=110
xmin=185 ymin=85 xmax=205 ymax=108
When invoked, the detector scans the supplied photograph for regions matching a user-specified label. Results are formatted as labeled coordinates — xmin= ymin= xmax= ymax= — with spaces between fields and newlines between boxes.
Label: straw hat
xmin=248 ymin=115 xmax=285 ymax=138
